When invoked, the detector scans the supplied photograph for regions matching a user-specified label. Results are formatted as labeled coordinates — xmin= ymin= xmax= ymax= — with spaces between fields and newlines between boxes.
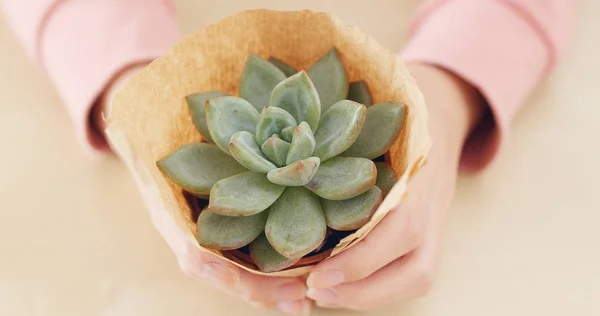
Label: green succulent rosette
xmin=158 ymin=50 xmax=405 ymax=272
xmin=105 ymin=9 xmax=430 ymax=276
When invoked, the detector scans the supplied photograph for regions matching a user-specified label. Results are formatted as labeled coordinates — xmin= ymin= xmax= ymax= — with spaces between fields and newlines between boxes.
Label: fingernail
xmin=277 ymin=299 xmax=311 ymax=316
xmin=307 ymin=270 xmax=344 ymax=288
xmin=198 ymin=263 xmax=240 ymax=289
xmin=275 ymin=282 xmax=307 ymax=300
xmin=306 ymin=288 xmax=338 ymax=305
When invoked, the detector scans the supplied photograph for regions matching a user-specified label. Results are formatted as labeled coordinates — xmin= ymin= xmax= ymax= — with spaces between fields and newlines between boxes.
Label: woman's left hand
xmin=306 ymin=63 xmax=484 ymax=311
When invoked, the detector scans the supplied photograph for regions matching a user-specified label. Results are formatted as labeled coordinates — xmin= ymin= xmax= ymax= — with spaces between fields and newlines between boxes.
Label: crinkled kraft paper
xmin=105 ymin=9 xmax=430 ymax=277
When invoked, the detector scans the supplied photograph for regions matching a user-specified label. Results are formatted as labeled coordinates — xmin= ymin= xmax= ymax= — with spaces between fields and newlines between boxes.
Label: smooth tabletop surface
xmin=1 ymin=1 xmax=599 ymax=315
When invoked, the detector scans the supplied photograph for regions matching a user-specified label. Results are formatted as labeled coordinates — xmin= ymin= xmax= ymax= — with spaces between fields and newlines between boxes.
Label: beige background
xmin=1 ymin=1 xmax=599 ymax=315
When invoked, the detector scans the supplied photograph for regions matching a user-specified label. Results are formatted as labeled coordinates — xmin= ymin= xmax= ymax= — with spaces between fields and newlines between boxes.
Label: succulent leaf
xmin=270 ymin=71 xmax=321 ymax=132
xmin=206 ymin=96 xmax=259 ymax=155
xmin=375 ymin=162 xmax=398 ymax=196
xmin=280 ymin=126 xmax=295 ymax=143
xmin=307 ymin=48 xmax=348 ymax=113
xmin=286 ymin=122 xmax=316 ymax=165
xmin=261 ymin=136 xmax=291 ymax=167
xmin=268 ymin=57 xmax=297 ymax=77
xmin=239 ymin=54 xmax=287 ymax=111
xmin=322 ymin=186 xmax=382 ymax=231
xmin=265 ymin=187 xmax=327 ymax=258
xmin=342 ymin=102 xmax=406 ymax=159
xmin=209 ymin=171 xmax=285 ymax=216
xmin=347 ymin=81 xmax=372 ymax=106
xmin=229 ymin=131 xmax=277 ymax=173
xmin=250 ymin=233 xmax=300 ymax=273
xmin=305 ymin=157 xmax=376 ymax=200
xmin=267 ymin=157 xmax=320 ymax=186
xmin=255 ymin=106 xmax=297 ymax=145
xmin=196 ymin=209 xmax=267 ymax=250
xmin=313 ymin=100 xmax=367 ymax=161
xmin=186 ymin=91 xmax=228 ymax=143
xmin=157 ymin=143 xmax=246 ymax=195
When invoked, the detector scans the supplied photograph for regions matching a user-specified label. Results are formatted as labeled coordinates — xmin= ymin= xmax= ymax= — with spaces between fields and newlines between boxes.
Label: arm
xmin=306 ymin=0 xmax=579 ymax=311
xmin=2 ymin=0 xmax=180 ymax=152
xmin=402 ymin=0 xmax=579 ymax=171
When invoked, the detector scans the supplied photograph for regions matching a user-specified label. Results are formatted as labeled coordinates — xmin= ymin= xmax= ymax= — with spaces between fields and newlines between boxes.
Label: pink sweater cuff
xmin=40 ymin=0 xmax=179 ymax=153
xmin=402 ymin=0 xmax=551 ymax=171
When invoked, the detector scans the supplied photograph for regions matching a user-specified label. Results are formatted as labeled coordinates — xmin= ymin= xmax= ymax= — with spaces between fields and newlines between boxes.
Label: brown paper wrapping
xmin=105 ymin=9 xmax=430 ymax=277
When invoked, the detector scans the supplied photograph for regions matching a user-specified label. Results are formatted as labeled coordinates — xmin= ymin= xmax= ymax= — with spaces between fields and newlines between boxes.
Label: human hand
xmin=94 ymin=65 xmax=312 ymax=316
xmin=138 ymin=183 xmax=312 ymax=315
xmin=305 ymin=63 xmax=485 ymax=311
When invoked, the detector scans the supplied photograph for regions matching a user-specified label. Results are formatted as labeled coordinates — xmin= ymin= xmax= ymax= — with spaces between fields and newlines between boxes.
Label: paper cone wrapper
xmin=105 ymin=9 xmax=431 ymax=277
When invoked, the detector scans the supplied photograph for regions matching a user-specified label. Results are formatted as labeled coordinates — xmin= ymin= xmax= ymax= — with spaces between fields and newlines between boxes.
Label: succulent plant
xmin=157 ymin=48 xmax=406 ymax=272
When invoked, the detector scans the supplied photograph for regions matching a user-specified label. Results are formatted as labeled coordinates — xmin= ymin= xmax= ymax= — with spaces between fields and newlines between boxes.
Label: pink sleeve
xmin=401 ymin=0 xmax=578 ymax=171
xmin=2 ymin=0 xmax=180 ymax=154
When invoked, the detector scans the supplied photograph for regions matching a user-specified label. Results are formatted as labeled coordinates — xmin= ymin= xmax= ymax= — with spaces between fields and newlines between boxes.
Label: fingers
xmin=148 ymin=200 xmax=308 ymax=303
xmin=305 ymin=158 xmax=449 ymax=311
xmin=176 ymin=241 xmax=240 ymax=289
xmin=276 ymin=299 xmax=313 ymax=316
xmin=307 ymin=184 xmax=430 ymax=289
xmin=237 ymin=260 xmax=308 ymax=303
xmin=178 ymin=240 xmax=310 ymax=314
xmin=135 ymin=183 xmax=310 ymax=314
xmin=307 ymin=226 xmax=440 ymax=311
xmin=306 ymin=155 xmax=442 ymax=290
